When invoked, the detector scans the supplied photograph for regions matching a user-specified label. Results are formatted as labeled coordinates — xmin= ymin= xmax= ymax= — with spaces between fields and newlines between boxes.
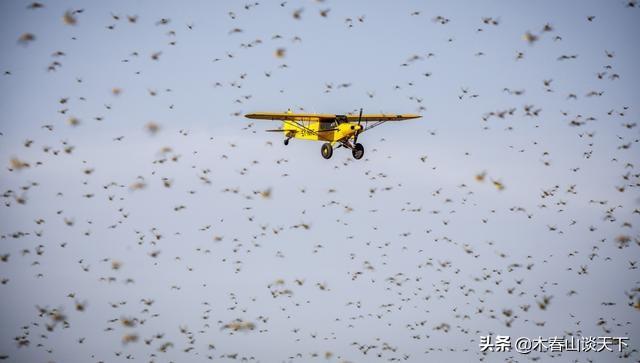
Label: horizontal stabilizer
xmin=265 ymin=129 xmax=296 ymax=132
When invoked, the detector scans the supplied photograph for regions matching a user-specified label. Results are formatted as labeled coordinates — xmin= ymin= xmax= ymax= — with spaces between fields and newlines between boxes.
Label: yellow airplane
xmin=244 ymin=109 xmax=421 ymax=159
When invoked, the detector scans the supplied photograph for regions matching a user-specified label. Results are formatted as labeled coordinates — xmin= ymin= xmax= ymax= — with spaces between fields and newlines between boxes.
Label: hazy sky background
xmin=0 ymin=0 xmax=639 ymax=362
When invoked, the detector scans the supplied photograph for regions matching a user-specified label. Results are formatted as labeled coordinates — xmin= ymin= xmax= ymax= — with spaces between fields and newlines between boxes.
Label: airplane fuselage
xmin=283 ymin=120 xmax=362 ymax=144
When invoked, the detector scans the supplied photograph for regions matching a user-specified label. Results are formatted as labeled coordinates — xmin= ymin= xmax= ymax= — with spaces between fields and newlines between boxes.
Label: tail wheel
xmin=321 ymin=143 xmax=333 ymax=159
xmin=352 ymin=143 xmax=364 ymax=160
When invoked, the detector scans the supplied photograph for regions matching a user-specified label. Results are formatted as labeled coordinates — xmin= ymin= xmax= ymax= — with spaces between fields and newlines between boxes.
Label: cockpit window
xmin=319 ymin=120 xmax=336 ymax=131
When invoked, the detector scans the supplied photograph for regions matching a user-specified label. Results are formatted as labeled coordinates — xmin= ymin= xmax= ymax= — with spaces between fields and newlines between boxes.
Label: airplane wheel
xmin=352 ymin=143 xmax=364 ymax=160
xmin=321 ymin=143 xmax=333 ymax=159
xmin=284 ymin=138 xmax=289 ymax=146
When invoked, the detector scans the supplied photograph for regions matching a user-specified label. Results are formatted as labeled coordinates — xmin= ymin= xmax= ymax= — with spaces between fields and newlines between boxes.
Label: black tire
xmin=284 ymin=138 xmax=289 ymax=146
xmin=352 ymin=143 xmax=364 ymax=160
xmin=321 ymin=143 xmax=333 ymax=159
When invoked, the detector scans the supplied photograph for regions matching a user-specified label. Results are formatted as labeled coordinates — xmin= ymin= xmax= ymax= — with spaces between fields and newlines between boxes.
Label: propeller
xmin=354 ymin=108 xmax=363 ymax=144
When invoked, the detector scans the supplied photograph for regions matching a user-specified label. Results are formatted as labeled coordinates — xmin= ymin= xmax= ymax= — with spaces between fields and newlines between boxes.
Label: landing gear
xmin=284 ymin=138 xmax=290 ymax=146
xmin=320 ymin=142 xmax=363 ymax=160
xmin=321 ymin=143 xmax=333 ymax=159
xmin=352 ymin=143 xmax=364 ymax=159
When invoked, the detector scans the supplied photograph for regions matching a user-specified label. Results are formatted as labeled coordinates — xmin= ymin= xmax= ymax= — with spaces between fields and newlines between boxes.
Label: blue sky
xmin=0 ymin=0 xmax=639 ymax=362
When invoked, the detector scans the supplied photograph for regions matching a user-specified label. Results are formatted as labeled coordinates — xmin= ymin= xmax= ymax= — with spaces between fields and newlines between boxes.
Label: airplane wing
xmin=245 ymin=112 xmax=337 ymax=122
xmin=345 ymin=113 xmax=422 ymax=122
xmin=245 ymin=112 xmax=421 ymax=122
